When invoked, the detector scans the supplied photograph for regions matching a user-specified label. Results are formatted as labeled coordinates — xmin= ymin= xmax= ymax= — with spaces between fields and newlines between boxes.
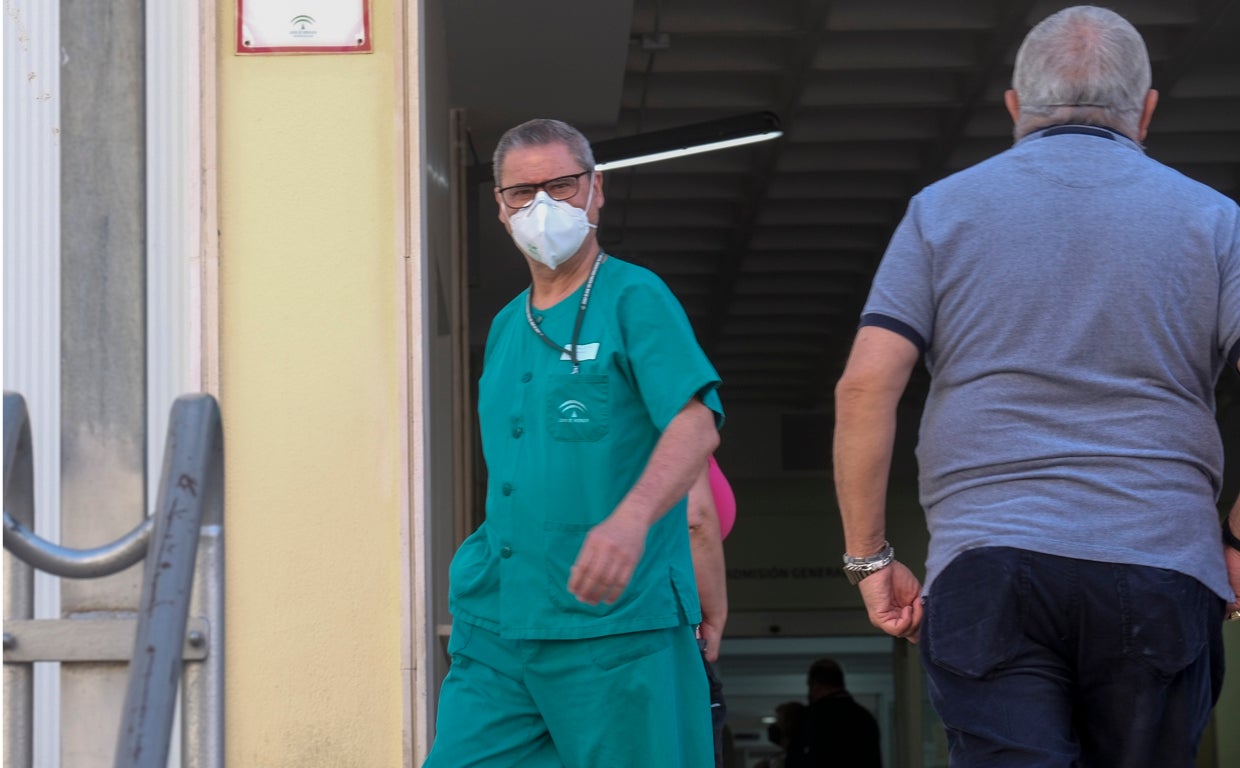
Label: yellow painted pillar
xmin=215 ymin=1 xmax=413 ymax=764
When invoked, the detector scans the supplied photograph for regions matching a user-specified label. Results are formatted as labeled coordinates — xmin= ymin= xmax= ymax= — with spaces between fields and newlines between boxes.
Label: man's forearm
xmin=689 ymin=468 xmax=728 ymax=628
xmin=834 ymin=377 xmax=901 ymax=555
xmin=833 ymin=327 xmax=917 ymax=556
xmin=568 ymin=399 xmax=720 ymax=606
xmin=692 ymin=531 xmax=727 ymax=622
xmin=834 ymin=393 xmax=898 ymax=556
xmin=614 ymin=398 xmax=720 ymax=527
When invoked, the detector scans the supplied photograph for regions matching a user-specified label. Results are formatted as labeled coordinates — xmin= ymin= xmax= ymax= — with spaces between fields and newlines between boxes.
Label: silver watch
xmin=842 ymin=542 xmax=894 ymax=585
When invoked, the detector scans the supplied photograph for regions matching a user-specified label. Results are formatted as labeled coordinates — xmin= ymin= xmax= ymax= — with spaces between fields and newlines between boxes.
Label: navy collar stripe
xmin=1040 ymin=125 xmax=1119 ymax=140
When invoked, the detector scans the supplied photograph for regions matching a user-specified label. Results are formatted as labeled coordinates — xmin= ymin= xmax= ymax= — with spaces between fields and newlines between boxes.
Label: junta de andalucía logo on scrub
xmin=558 ymin=400 xmax=590 ymax=424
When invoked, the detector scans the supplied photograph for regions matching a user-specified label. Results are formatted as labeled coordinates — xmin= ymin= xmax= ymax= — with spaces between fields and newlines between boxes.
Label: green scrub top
xmin=449 ymin=255 xmax=724 ymax=640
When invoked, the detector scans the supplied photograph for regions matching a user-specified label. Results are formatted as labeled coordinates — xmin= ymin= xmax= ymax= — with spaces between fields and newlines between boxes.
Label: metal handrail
xmin=3 ymin=391 xmax=224 ymax=768
xmin=3 ymin=512 xmax=154 ymax=579
xmin=116 ymin=393 xmax=223 ymax=768
xmin=4 ymin=393 xmax=35 ymax=768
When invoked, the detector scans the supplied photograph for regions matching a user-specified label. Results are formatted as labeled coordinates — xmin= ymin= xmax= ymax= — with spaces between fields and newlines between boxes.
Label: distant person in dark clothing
xmin=785 ymin=658 xmax=881 ymax=768
xmin=755 ymin=701 xmax=806 ymax=768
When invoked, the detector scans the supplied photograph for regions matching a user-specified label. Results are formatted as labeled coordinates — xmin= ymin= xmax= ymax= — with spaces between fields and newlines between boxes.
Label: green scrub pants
xmin=423 ymin=621 xmax=713 ymax=767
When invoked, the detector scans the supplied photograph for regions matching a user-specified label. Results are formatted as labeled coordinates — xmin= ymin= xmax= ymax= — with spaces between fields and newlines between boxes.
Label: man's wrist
xmin=842 ymin=541 xmax=895 ymax=585
xmin=1224 ymin=520 xmax=1240 ymax=553
xmin=611 ymin=499 xmax=659 ymax=530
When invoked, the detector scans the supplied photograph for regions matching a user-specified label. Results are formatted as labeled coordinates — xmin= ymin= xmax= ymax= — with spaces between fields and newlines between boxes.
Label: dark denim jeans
xmin=921 ymin=547 xmax=1224 ymax=768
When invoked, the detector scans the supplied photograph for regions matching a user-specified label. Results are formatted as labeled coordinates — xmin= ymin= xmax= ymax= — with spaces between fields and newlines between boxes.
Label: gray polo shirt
xmin=863 ymin=124 xmax=1240 ymax=600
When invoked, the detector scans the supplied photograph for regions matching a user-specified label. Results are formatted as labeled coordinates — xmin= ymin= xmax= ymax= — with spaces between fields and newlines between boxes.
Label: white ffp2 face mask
xmin=507 ymin=184 xmax=597 ymax=270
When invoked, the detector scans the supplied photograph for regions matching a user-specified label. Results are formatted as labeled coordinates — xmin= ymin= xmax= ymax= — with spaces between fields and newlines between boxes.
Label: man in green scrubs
xmin=423 ymin=118 xmax=724 ymax=767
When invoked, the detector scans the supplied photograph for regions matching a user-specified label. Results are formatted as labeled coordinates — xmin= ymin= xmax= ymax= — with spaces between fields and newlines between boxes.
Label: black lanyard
xmin=524 ymin=251 xmax=605 ymax=374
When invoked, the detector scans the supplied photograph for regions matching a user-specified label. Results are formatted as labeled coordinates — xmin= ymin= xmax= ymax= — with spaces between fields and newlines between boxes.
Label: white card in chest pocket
xmin=559 ymin=342 xmax=600 ymax=362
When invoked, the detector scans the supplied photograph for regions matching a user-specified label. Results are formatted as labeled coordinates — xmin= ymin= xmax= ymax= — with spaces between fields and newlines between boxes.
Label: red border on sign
xmin=236 ymin=0 xmax=373 ymax=55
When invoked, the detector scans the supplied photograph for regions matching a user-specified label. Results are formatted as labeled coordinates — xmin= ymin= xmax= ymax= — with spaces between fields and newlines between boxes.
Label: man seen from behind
xmin=833 ymin=6 xmax=1240 ymax=767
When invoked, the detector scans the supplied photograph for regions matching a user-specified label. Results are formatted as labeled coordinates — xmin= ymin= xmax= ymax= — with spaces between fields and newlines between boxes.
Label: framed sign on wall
xmin=237 ymin=0 xmax=372 ymax=54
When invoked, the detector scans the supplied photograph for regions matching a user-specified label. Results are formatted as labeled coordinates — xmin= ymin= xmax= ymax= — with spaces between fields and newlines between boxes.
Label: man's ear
xmin=591 ymin=170 xmax=605 ymax=211
xmin=1137 ymin=89 xmax=1158 ymax=142
xmin=1004 ymin=90 xmax=1021 ymax=125
xmin=494 ymin=188 xmax=509 ymax=227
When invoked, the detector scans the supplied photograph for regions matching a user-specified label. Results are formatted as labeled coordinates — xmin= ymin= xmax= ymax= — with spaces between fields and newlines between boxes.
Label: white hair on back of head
xmin=1012 ymin=5 xmax=1151 ymax=137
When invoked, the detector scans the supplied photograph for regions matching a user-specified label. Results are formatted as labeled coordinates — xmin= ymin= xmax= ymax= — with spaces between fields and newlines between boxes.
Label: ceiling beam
xmin=793 ymin=0 xmax=1039 ymax=408
xmin=699 ymin=0 xmax=837 ymax=358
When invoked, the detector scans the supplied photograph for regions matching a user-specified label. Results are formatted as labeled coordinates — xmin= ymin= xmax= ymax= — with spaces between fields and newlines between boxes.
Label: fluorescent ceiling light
xmin=594 ymin=131 xmax=783 ymax=171
xmin=591 ymin=111 xmax=783 ymax=172
xmin=474 ymin=111 xmax=783 ymax=183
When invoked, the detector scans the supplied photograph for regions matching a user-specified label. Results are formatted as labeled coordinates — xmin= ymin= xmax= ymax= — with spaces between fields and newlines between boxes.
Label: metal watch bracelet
xmin=842 ymin=542 xmax=895 ymax=585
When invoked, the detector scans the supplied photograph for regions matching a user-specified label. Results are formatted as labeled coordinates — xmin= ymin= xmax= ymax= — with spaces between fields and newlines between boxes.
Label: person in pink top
xmin=709 ymin=455 xmax=736 ymax=539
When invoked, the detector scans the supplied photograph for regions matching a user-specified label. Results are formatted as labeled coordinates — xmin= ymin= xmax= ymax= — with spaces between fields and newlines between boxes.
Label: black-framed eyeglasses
xmin=497 ymin=170 xmax=593 ymax=209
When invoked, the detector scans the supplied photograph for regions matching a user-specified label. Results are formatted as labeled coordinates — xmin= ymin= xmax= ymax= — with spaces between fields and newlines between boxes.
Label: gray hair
xmin=1011 ymin=5 xmax=1151 ymax=139
xmin=491 ymin=118 xmax=595 ymax=187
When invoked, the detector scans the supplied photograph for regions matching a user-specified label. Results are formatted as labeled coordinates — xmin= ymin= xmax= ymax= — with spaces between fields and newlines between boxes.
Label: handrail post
xmin=182 ymin=521 xmax=224 ymax=768
xmin=3 ymin=392 xmax=35 ymax=768
xmin=182 ymin=405 xmax=224 ymax=768
xmin=113 ymin=394 xmax=223 ymax=768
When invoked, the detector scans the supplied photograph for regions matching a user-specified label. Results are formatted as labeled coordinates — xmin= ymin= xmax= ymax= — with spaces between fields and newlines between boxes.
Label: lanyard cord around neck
xmin=524 ymin=251 xmax=605 ymax=374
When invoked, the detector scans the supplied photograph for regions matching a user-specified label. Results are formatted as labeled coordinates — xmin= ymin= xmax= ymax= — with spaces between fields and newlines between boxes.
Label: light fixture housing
xmin=592 ymin=111 xmax=783 ymax=171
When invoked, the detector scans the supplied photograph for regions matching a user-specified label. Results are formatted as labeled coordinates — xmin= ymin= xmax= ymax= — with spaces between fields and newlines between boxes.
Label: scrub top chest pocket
xmin=546 ymin=374 xmax=610 ymax=442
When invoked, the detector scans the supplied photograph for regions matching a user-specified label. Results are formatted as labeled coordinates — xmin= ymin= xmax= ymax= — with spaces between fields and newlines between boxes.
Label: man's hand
xmin=697 ymin=617 xmax=725 ymax=662
xmin=858 ymin=560 xmax=924 ymax=643
xmin=568 ymin=513 xmax=649 ymax=605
